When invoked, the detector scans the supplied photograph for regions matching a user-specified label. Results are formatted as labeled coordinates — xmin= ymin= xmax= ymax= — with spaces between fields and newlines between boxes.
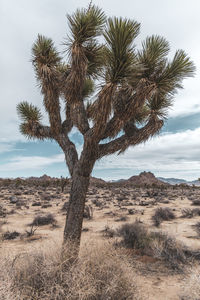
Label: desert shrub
xmin=2 ymin=231 xmax=20 ymax=240
xmin=0 ymin=205 xmax=7 ymax=218
xmin=194 ymin=222 xmax=200 ymax=236
xmin=41 ymin=203 xmax=52 ymax=208
xmin=152 ymin=207 xmax=175 ymax=227
xmin=192 ymin=199 xmax=200 ymax=206
xmin=30 ymin=214 xmax=56 ymax=226
xmin=0 ymin=242 xmax=138 ymax=300
xmin=192 ymin=208 xmax=200 ymax=216
xmin=102 ymin=225 xmax=116 ymax=238
xmin=151 ymin=232 xmax=187 ymax=270
xmin=181 ymin=208 xmax=200 ymax=218
xmin=115 ymin=216 xmax=128 ymax=222
xmin=32 ymin=202 xmax=42 ymax=206
xmin=181 ymin=208 xmax=195 ymax=218
xmin=117 ymin=221 xmax=188 ymax=271
xmin=92 ymin=199 xmax=102 ymax=207
xmin=128 ymin=209 xmax=135 ymax=215
xmin=117 ymin=221 xmax=152 ymax=252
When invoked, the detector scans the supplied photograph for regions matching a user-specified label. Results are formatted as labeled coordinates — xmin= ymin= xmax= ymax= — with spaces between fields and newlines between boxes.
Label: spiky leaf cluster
xmin=67 ymin=5 xmax=106 ymax=44
xmin=104 ymin=18 xmax=140 ymax=83
xmin=17 ymin=102 xmax=42 ymax=122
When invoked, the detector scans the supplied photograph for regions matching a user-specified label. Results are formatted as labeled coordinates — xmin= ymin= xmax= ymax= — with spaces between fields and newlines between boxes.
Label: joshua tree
xmin=17 ymin=5 xmax=195 ymax=252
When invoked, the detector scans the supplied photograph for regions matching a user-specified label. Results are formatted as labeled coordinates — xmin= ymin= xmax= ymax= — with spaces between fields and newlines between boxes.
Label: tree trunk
xmin=62 ymin=137 xmax=97 ymax=259
xmin=63 ymin=161 xmax=91 ymax=255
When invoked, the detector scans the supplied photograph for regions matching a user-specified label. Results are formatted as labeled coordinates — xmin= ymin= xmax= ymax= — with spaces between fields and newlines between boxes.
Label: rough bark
xmin=63 ymin=164 xmax=90 ymax=244
xmin=63 ymin=136 xmax=97 ymax=252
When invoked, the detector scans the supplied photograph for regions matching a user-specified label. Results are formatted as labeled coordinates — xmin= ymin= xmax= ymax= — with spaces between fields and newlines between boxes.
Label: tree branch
xmin=20 ymin=122 xmax=53 ymax=140
xmin=97 ymin=116 xmax=163 ymax=158
xmin=63 ymin=44 xmax=90 ymax=135
xmin=99 ymin=79 xmax=156 ymax=140
xmin=56 ymin=134 xmax=78 ymax=176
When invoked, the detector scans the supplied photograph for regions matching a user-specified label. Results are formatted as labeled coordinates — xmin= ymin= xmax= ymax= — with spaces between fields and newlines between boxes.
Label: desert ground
xmin=1 ymin=178 xmax=200 ymax=299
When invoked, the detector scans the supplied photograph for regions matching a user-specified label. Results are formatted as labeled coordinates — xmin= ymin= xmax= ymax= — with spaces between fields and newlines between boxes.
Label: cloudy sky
xmin=1 ymin=0 xmax=200 ymax=180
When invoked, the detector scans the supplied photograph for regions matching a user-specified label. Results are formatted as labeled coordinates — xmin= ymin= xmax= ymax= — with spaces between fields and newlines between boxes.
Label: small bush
xmin=0 ymin=205 xmax=7 ymax=218
xmin=194 ymin=222 xmax=200 ymax=236
xmin=192 ymin=199 xmax=200 ymax=206
xmin=152 ymin=207 xmax=175 ymax=227
xmin=192 ymin=208 xmax=200 ymax=216
xmin=2 ymin=231 xmax=20 ymax=240
xmin=181 ymin=208 xmax=195 ymax=218
xmin=41 ymin=203 xmax=52 ymax=208
xmin=117 ymin=220 xmax=151 ymax=253
xmin=102 ymin=225 xmax=116 ymax=238
xmin=151 ymin=232 xmax=187 ymax=270
xmin=32 ymin=202 xmax=42 ymax=206
xmin=115 ymin=216 xmax=128 ymax=222
xmin=117 ymin=221 xmax=188 ymax=271
xmin=181 ymin=208 xmax=200 ymax=218
xmin=30 ymin=214 xmax=56 ymax=226
xmin=92 ymin=199 xmax=102 ymax=207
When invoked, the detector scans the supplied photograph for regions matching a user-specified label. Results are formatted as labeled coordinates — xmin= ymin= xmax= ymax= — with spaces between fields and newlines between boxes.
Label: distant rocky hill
xmin=27 ymin=174 xmax=56 ymax=181
xmin=126 ymin=171 xmax=168 ymax=186
xmin=25 ymin=174 xmax=106 ymax=186
xmin=1 ymin=172 xmax=199 ymax=187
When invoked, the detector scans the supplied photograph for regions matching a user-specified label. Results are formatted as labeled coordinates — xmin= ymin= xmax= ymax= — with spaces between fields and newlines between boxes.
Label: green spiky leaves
xmin=17 ymin=102 xmax=45 ymax=139
xmin=32 ymin=35 xmax=61 ymax=91
xmin=156 ymin=50 xmax=195 ymax=96
xmin=32 ymin=35 xmax=61 ymax=67
xmin=138 ymin=35 xmax=170 ymax=77
xmin=17 ymin=101 xmax=42 ymax=123
xmin=147 ymin=94 xmax=172 ymax=120
xmin=104 ymin=17 xmax=140 ymax=83
xmin=137 ymin=35 xmax=195 ymax=120
xmin=67 ymin=5 xmax=106 ymax=44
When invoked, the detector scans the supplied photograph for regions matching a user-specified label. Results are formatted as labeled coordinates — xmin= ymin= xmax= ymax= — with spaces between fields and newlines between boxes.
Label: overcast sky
xmin=0 ymin=0 xmax=200 ymax=180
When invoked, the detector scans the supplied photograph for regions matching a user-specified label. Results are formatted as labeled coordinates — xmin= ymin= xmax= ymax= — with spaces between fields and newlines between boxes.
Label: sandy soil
xmin=1 ymin=184 xmax=200 ymax=299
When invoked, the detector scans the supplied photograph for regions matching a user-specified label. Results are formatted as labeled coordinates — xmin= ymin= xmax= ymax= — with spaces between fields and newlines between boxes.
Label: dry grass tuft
xmin=0 ymin=241 xmax=139 ymax=300
xmin=152 ymin=207 xmax=175 ymax=227
xmin=117 ymin=220 xmax=187 ymax=271
xmin=180 ymin=266 xmax=200 ymax=300
xmin=30 ymin=213 xmax=56 ymax=226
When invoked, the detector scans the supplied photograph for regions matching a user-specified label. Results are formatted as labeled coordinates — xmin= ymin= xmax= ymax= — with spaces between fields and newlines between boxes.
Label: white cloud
xmin=95 ymin=128 xmax=200 ymax=181
xmin=1 ymin=128 xmax=200 ymax=181
xmin=0 ymin=154 xmax=64 ymax=172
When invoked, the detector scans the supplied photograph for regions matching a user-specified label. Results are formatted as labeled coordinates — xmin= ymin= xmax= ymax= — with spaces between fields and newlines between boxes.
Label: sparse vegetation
xmin=192 ymin=199 xmax=200 ymax=206
xmin=194 ymin=222 xmax=200 ymax=236
xmin=181 ymin=208 xmax=200 ymax=218
xmin=0 ymin=242 xmax=138 ymax=300
xmin=117 ymin=220 xmax=151 ymax=252
xmin=117 ymin=220 xmax=189 ymax=271
xmin=1 ymin=178 xmax=200 ymax=297
xmin=152 ymin=207 xmax=175 ymax=227
xmin=30 ymin=214 xmax=56 ymax=226
xmin=2 ymin=231 xmax=20 ymax=240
